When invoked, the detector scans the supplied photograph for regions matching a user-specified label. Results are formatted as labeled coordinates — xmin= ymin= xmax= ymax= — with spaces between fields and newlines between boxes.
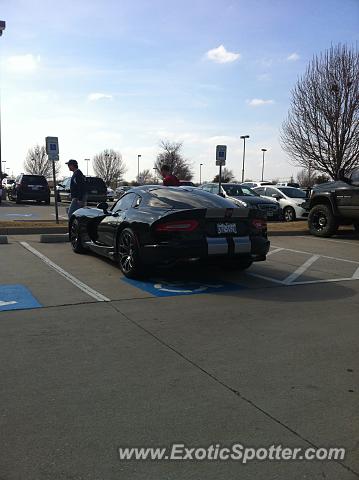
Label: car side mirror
xmin=272 ymin=194 xmax=282 ymax=201
xmin=97 ymin=202 xmax=109 ymax=212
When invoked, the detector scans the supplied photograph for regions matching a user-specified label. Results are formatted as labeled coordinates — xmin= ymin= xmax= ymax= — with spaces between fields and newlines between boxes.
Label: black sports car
xmin=69 ymin=186 xmax=270 ymax=278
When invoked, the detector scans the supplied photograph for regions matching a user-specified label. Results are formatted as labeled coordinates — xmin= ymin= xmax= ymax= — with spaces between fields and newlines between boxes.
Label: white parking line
xmin=296 ymin=235 xmax=359 ymax=247
xmin=352 ymin=266 xmax=359 ymax=280
xmin=271 ymin=245 xmax=359 ymax=265
xmin=267 ymin=247 xmax=284 ymax=256
xmin=20 ymin=242 xmax=110 ymax=302
xmin=283 ymin=255 xmax=320 ymax=285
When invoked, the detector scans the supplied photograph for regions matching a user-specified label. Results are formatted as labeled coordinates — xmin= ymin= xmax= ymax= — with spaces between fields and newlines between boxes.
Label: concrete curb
xmin=40 ymin=234 xmax=69 ymax=243
xmin=0 ymin=227 xmax=68 ymax=235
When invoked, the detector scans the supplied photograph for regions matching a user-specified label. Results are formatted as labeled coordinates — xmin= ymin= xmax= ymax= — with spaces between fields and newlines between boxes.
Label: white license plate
xmin=217 ymin=223 xmax=237 ymax=235
xmin=91 ymin=190 xmax=98 ymax=194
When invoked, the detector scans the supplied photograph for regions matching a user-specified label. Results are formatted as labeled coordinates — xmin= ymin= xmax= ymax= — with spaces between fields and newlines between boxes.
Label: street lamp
xmin=137 ymin=154 xmax=141 ymax=182
xmin=199 ymin=163 xmax=203 ymax=184
xmin=261 ymin=148 xmax=267 ymax=181
xmin=84 ymin=158 xmax=90 ymax=176
xmin=0 ymin=20 xmax=5 ymax=194
xmin=240 ymin=135 xmax=250 ymax=183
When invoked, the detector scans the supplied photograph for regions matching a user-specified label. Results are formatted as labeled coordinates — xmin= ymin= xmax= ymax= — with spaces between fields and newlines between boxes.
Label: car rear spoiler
xmin=205 ymin=208 xmax=249 ymax=218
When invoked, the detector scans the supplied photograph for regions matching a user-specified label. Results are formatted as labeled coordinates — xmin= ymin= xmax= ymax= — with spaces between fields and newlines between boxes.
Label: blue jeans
xmin=68 ymin=198 xmax=85 ymax=218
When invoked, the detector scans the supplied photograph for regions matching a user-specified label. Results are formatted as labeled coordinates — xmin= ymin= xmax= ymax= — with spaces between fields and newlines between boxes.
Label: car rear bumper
xmin=139 ymin=236 xmax=270 ymax=266
xmin=17 ymin=191 xmax=50 ymax=200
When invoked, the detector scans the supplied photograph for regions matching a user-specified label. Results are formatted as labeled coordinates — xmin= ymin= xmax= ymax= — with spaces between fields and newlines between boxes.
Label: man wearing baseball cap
xmin=65 ymin=159 xmax=87 ymax=218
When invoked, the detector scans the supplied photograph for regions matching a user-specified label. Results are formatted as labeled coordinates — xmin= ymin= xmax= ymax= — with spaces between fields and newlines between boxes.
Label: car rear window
xmin=23 ymin=175 xmax=48 ymax=185
xmin=147 ymin=188 xmax=240 ymax=210
xmin=86 ymin=177 xmax=106 ymax=190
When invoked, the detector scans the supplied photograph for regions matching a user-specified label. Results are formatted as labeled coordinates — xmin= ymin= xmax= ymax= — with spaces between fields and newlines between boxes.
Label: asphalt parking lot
xmin=0 ymin=234 xmax=358 ymax=479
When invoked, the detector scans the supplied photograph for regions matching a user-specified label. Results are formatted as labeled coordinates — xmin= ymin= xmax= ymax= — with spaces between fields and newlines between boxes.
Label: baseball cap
xmin=65 ymin=159 xmax=78 ymax=167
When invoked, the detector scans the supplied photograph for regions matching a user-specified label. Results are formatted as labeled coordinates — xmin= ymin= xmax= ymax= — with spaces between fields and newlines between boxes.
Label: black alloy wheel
xmin=308 ymin=204 xmax=338 ymax=237
xmin=70 ymin=219 xmax=86 ymax=253
xmin=117 ymin=228 xmax=144 ymax=278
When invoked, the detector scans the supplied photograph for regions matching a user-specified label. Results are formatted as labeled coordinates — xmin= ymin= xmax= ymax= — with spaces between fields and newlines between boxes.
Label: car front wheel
xmin=308 ymin=204 xmax=338 ymax=237
xmin=117 ymin=228 xmax=144 ymax=278
xmin=70 ymin=219 xmax=87 ymax=253
xmin=283 ymin=206 xmax=296 ymax=222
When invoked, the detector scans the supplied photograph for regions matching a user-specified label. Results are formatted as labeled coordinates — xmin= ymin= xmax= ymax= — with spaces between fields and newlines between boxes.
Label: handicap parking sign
xmin=0 ymin=285 xmax=42 ymax=312
xmin=122 ymin=278 xmax=245 ymax=297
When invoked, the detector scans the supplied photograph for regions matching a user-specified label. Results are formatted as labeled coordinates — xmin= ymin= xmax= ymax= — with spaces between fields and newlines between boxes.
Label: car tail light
xmin=155 ymin=219 xmax=199 ymax=232
xmin=252 ymin=218 xmax=267 ymax=230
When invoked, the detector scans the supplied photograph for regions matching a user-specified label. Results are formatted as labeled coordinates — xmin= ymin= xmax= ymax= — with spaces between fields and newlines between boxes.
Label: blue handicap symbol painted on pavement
xmin=0 ymin=284 xmax=42 ymax=312
xmin=122 ymin=278 xmax=245 ymax=297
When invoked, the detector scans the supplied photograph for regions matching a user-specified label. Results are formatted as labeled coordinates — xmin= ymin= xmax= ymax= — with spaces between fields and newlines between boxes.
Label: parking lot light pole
xmin=0 ymin=20 xmax=6 ymax=195
xmin=240 ymin=135 xmax=249 ymax=183
xmin=199 ymin=163 xmax=203 ymax=184
xmin=261 ymin=148 xmax=267 ymax=181
xmin=137 ymin=154 xmax=141 ymax=182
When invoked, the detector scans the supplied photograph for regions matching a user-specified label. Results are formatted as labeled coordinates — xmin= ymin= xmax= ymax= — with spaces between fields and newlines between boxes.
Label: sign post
xmin=45 ymin=137 xmax=60 ymax=224
xmin=216 ymin=145 xmax=227 ymax=195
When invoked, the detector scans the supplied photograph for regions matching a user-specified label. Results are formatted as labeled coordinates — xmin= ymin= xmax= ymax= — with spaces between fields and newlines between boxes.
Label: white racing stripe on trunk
xmin=207 ymin=237 xmax=228 ymax=255
xmin=20 ymin=242 xmax=111 ymax=302
xmin=233 ymin=236 xmax=251 ymax=253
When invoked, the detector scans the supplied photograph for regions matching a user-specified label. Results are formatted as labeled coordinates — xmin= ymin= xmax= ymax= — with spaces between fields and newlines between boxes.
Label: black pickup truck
xmin=306 ymin=167 xmax=359 ymax=237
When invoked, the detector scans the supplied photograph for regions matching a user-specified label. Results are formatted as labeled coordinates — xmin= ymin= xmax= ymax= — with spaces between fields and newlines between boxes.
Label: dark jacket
xmin=70 ymin=169 xmax=86 ymax=200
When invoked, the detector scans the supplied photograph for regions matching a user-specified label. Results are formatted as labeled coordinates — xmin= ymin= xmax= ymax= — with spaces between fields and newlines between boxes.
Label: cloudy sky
xmin=0 ymin=0 xmax=358 ymax=182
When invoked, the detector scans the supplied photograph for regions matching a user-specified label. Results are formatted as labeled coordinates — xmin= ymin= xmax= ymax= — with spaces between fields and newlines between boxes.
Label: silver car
xmin=253 ymin=186 xmax=308 ymax=222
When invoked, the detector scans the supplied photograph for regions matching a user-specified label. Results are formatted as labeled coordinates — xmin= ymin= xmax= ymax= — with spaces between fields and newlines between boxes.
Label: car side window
xmin=266 ymin=187 xmax=279 ymax=197
xmin=255 ymin=187 xmax=265 ymax=195
xmin=113 ymin=193 xmax=137 ymax=212
xmin=201 ymin=185 xmax=212 ymax=192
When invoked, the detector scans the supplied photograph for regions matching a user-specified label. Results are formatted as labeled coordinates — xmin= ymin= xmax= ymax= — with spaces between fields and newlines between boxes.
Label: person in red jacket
xmin=160 ymin=165 xmax=180 ymax=186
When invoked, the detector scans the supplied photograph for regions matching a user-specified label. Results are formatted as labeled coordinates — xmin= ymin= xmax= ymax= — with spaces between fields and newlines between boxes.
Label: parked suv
xmin=9 ymin=174 xmax=50 ymax=204
xmin=307 ymin=167 xmax=359 ymax=237
xmin=56 ymin=176 xmax=107 ymax=204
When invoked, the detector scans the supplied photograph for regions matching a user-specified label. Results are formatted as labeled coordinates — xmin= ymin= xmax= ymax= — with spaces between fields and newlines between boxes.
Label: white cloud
xmin=6 ymin=54 xmax=40 ymax=73
xmin=287 ymin=53 xmax=300 ymax=61
xmin=206 ymin=45 xmax=241 ymax=64
xmin=247 ymin=98 xmax=275 ymax=107
xmin=88 ymin=93 xmax=113 ymax=101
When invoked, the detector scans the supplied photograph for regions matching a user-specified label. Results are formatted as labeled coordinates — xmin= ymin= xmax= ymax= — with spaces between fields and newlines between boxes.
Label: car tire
xmin=354 ymin=223 xmax=359 ymax=233
xmin=283 ymin=206 xmax=296 ymax=222
xmin=70 ymin=219 xmax=87 ymax=253
xmin=117 ymin=228 xmax=144 ymax=278
xmin=45 ymin=197 xmax=50 ymax=205
xmin=16 ymin=195 xmax=22 ymax=204
xmin=308 ymin=204 xmax=338 ymax=237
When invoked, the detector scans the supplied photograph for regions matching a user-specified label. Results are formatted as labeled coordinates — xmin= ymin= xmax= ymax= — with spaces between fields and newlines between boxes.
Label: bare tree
xmin=297 ymin=168 xmax=330 ymax=187
xmin=213 ymin=168 xmax=235 ymax=183
xmin=154 ymin=140 xmax=193 ymax=180
xmin=93 ymin=149 xmax=126 ymax=186
xmin=281 ymin=44 xmax=359 ymax=179
xmin=24 ymin=144 xmax=60 ymax=178
xmin=137 ymin=169 xmax=157 ymax=184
